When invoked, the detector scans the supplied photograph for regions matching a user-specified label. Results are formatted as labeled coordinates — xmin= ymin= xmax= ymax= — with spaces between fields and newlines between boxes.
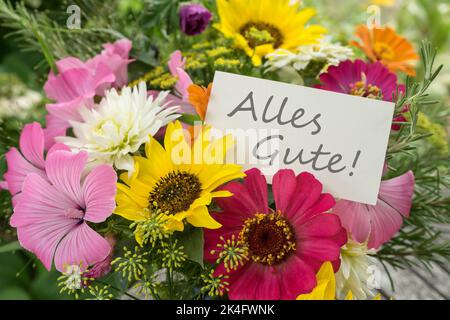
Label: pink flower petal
xmin=87 ymin=39 xmax=133 ymax=88
xmin=16 ymin=218 xmax=77 ymax=270
xmin=4 ymin=148 xmax=45 ymax=195
xmin=227 ymin=263 xmax=261 ymax=300
xmin=297 ymin=238 xmax=342 ymax=264
xmin=175 ymin=68 xmax=193 ymax=100
xmin=10 ymin=173 xmax=75 ymax=227
xmin=279 ymin=256 xmax=317 ymax=298
xmin=215 ymin=182 xmax=261 ymax=219
xmin=297 ymin=213 xmax=346 ymax=240
xmin=45 ymin=68 xmax=94 ymax=102
xmin=56 ymin=57 xmax=87 ymax=73
xmin=272 ymin=169 xmax=297 ymax=214
xmin=54 ymin=222 xmax=111 ymax=271
xmin=168 ymin=50 xmax=185 ymax=75
xmin=167 ymin=50 xmax=193 ymax=99
xmin=11 ymin=173 xmax=79 ymax=270
xmin=82 ymin=164 xmax=117 ymax=223
xmin=46 ymin=97 xmax=87 ymax=123
xmin=333 ymin=171 xmax=414 ymax=249
xmin=43 ymin=114 xmax=70 ymax=150
xmin=45 ymin=151 xmax=88 ymax=206
xmin=243 ymin=168 xmax=269 ymax=214
xmin=19 ymin=122 xmax=45 ymax=169
xmin=333 ymin=201 xmax=371 ymax=243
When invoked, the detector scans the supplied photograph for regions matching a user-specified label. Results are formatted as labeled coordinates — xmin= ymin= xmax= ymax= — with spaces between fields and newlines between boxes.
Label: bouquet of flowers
xmin=0 ymin=0 xmax=448 ymax=300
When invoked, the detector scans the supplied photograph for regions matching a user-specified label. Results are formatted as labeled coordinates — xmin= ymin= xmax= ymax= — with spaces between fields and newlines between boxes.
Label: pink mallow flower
xmin=88 ymin=38 xmax=133 ymax=88
xmin=10 ymin=150 xmax=117 ymax=271
xmin=168 ymin=50 xmax=194 ymax=102
xmin=332 ymin=171 xmax=414 ymax=249
xmin=204 ymin=168 xmax=347 ymax=300
xmin=150 ymin=50 xmax=196 ymax=138
xmin=83 ymin=234 xmax=116 ymax=280
xmin=43 ymin=39 xmax=132 ymax=149
xmin=3 ymin=122 xmax=68 ymax=198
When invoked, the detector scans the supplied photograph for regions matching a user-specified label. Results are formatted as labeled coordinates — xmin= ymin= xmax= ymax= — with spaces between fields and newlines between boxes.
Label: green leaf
xmin=0 ymin=241 xmax=22 ymax=253
xmin=0 ymin=286 xmax=31 ymax=300
xmin=179 ymin=113 xmax=202 ymax=126
xmin=178 ymin=226 xmax=204 ymax=267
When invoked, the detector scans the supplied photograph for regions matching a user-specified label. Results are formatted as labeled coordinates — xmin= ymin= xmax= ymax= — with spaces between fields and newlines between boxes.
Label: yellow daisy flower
xmin=115 ymin=121 xmax=245 ymax=243
xmin=215 ymin=0 xmax=326 ymax=66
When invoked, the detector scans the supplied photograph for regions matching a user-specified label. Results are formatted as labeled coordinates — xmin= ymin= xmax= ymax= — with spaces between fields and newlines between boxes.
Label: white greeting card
xmin=205 ymin=71 xmax=395 ymax=205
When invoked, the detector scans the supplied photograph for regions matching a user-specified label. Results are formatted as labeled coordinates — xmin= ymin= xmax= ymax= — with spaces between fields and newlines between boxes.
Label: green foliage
xmin=376 ymin=41 xmax=450 ymax=273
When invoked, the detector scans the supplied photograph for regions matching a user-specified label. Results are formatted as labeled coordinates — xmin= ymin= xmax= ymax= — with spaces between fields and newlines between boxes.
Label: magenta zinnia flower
xmin=332 ymin=171 xmax=414 ymax=249
xmin=317 ymin=59 xmax=407 ymax=130
xmin=10 ymin=150 xmax=117 ymax=271
xmin=316 ymin=59 xmax=402 ymax=101
xmin=204 ymin=168 xmax=347 ymax=299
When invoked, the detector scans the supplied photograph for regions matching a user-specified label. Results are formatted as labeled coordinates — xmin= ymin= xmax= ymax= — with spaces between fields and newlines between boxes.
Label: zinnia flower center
xmin=239 ymin=22 xmax=284 ymax=48
xmin=148 ymin=171 xmax=202 ymax=214
xmin=373 ymin=42 xmax=395 ymax=60
xmin=349 ymin=73 xmax=382 ymax=99
xmin=240 ymin=212 xmax=296 ymax=266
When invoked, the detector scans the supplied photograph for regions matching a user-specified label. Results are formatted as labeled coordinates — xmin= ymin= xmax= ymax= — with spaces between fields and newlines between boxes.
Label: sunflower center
xmin=239 ymin=212 xmax=296 ymax=266
xmin=374 ymin=42 xmax=395 ymax=60
xmin=239 ymin=22 xmax=284 ymax=49
xmin=148 ymin=171 xmax=202 ymax=214
xmin=349 ymin=73 xmax=382 ymax=99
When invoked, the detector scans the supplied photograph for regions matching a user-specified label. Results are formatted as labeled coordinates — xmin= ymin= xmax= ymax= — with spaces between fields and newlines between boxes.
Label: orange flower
xmin=350 ymin=25 xmax=419 ymax=76
xmin=187 ymin=83 xmax=212 ymax=121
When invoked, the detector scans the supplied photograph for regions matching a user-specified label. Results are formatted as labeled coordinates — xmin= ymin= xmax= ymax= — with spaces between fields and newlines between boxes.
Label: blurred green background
xmin=0 ymin=0 xmax=449 ymax=299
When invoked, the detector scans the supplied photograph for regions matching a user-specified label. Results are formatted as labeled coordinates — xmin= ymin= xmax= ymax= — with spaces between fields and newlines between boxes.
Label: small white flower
xmin=59 ymin=264 xmax=84 ymax=291
xmin=58 ymin=82 xmax=179 ymax=173
xmin=265 ymin=39 xmax=354 ymax=73
xmin=335 ymin=238 xmax=378 ymax=300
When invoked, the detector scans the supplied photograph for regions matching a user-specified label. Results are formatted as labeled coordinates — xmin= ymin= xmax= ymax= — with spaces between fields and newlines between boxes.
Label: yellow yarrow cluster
xmin=416 ymin=111 xmax=449 ymax=156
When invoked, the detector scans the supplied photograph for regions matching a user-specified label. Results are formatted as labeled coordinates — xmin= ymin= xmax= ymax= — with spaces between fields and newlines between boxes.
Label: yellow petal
xmin=345 ymin=291 xmax=354 ymax=300
xmin=297 ymin=281 xmax=330 ymax=300
xmin=116 ymin=183 xmax=149 ymax=208
xmin=186 ymin=206 xmax=222 ymax=229
xmin=135 ymin=229 xmax=145 ymax=246
xmin=211 ymin=190 xmax=233 ymax=198
xmin=297 ymin=261 xmax=336 ymax=300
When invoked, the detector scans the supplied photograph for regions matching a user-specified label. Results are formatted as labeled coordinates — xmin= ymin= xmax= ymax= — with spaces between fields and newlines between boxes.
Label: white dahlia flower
xmin=58 ymin=82 xmax=180 ymax=172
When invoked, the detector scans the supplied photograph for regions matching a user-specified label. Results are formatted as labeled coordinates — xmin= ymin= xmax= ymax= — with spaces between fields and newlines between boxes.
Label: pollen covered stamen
xmin=240 ymin=212 xmax=296 ymax=266
xmin=239 ymin=22 xmax=284 ymax=48
xmin=148 ymin=171 xmax=202 ymax=214
xmin=350 ymin=73 xmax=382 ymax=99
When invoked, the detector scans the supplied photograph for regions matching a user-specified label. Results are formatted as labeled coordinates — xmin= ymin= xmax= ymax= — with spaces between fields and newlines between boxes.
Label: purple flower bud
xmin=179 ymin=3 xmax=212 ymax=36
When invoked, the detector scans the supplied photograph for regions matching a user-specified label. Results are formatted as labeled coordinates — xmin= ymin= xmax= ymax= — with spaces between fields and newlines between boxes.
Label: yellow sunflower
xmin=115 ymin=121 xmax=245 ymax=244
xmin=215 ymin=0 xmax=326 ymax=66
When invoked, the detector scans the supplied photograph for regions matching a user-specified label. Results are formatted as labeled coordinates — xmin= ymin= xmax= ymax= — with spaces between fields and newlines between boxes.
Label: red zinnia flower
xmin=204 ymin=168 xmax=347 ymax=300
